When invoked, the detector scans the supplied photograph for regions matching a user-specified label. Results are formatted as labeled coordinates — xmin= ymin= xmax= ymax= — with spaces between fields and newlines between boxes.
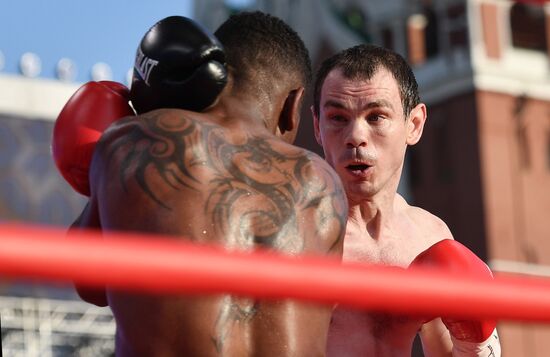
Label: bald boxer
xmin=311 ymin=44 xmax=500 ymax=356
xmin=57 ymin=12 xmax=347 ymax=357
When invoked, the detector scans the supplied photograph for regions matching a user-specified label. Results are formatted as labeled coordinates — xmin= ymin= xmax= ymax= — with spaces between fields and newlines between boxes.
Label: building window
xmin=447 ymin=2 xmax=468 ymax=48
xmin=422 ymin=4 xmax=439 ymax=58
xmin=510 ymin=3 xmax=547 ymax=52
xmin=407 ymin=1 xmax=439 ymax=64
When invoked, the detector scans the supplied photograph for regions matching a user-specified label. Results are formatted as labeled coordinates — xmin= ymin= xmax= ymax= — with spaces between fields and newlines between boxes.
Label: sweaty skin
xmin=315 ymin=68 xmax=454 ymax=356
xmin=79 ymin=108 xmax=347 ymax=357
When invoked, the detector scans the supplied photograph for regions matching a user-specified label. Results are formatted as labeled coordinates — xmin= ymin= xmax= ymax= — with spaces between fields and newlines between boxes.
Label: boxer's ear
xmin=311 ymin=105 xmax=322 ymax=146
xmin=406 ymin=103 xmax=427 ymax=145
xmin=278 ymin=87 xmax=305 ymax=143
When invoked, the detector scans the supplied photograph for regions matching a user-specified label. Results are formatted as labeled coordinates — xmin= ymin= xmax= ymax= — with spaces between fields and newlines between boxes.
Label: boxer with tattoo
xmin=57 ymin=12 xmax=347 ymax=357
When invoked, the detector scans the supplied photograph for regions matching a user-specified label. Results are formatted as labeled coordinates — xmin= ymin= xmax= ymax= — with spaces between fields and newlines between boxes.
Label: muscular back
xmin=89 ymin=109 xmax=347 ymax=356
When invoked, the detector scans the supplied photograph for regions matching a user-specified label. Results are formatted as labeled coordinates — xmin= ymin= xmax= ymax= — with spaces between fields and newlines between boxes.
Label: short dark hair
xmin=313 ymin=44 xmax=420 ymax=117
xmin=215 ymin=11 xmax=312 ymax=94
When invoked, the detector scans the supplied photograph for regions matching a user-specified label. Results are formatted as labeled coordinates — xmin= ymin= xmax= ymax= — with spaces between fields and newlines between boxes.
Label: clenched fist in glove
xmin=411 ymin=239 xmax=501 ymax=356
xmin=52 ymin=81 xmax=134 ymax=196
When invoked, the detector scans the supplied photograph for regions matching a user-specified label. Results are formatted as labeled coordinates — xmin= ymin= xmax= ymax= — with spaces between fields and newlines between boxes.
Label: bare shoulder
xmin=271 ymin=141 xmax=348 ymax=255
xmin=96 ymin=109 xmax=178 ymax=149
xmin=299 ymin=148 xmax=346 ymax=194
xmin=94 ymin=108 xmax=218 ymax=164
xmin=396 ymin=195 xmax=454 ymax=244
xmin=90 ymin=108 xmax=218 ymax=193
xmin=275 ymin=142 xmax=346 ymax=203
xmin=105 ymin=107 xmax=217 ymax=133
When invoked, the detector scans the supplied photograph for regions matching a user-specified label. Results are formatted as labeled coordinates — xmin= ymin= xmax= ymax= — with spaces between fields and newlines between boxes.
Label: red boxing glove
xmin=52 ymin=81 xmax=135 ymax=196
xmin=410 ymin=239 xmax=496 ymax=343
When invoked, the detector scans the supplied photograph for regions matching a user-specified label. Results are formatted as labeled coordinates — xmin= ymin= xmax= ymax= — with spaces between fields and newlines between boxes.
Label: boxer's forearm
xmin=420 ymin=318 xmax=453 ymax=357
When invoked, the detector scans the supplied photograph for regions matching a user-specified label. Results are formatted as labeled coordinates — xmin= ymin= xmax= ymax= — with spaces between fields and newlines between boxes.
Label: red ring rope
xmin=0 ymin=223 xmax=548 ymax=322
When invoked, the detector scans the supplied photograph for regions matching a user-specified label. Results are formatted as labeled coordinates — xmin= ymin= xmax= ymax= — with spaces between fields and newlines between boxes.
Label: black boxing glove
xmin=130 ymin=16 xmax=228 ymax=114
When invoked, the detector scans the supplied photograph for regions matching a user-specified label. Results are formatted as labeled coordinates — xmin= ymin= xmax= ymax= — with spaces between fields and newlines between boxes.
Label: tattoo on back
xmin=99 ymin=113 xmax=348 ymax=353
xmin=212 ymin=296 xmax=259 ymax=354
xmin=102 ymin=112 xmax=346 ymax=250
xmin=105 ymin=113 xmax=201 ymax=209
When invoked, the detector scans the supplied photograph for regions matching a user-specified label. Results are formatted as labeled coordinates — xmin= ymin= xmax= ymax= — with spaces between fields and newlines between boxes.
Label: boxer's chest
xmin=329 ymin=303 xmax=422 ymax=354
xmin=343 ymin=230 xmax=427 ymax=268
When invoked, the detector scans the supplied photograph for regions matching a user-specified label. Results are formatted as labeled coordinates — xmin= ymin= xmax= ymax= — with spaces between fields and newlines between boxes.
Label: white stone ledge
xmin=0 ymin=74 xmax=80 ymax=121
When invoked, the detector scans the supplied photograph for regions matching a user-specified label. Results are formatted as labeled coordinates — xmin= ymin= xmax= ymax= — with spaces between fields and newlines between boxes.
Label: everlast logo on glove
xmin=129 ymin=16 xmax=228 ymax=114
xmin=134 ymin=47 xmax=158 ymax=86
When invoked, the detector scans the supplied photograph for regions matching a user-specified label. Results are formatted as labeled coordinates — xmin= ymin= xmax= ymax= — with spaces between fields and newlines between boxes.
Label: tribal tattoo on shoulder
xmin=103 ymin=111 xmax=347 ymax=251
xmin=102 ymin=112 xmax=201 ymax=209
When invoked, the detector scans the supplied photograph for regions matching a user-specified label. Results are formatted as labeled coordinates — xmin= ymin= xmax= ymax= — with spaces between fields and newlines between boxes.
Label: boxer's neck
xmin=207 ymin=95 xmax=275 ymax=134
xmin=347 ymin=192 xmax=396 ymax=240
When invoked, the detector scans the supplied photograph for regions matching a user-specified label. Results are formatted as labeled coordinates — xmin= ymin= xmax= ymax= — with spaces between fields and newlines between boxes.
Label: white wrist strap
xmin=451 ymin=329 xmax=501 ymax=357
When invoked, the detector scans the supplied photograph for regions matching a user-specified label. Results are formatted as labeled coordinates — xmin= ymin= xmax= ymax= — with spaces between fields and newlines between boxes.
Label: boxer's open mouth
xmin=346 ymin=164 xmax=370 ymax=171
xmin=345 ymin=164 xmax=372 ymax=178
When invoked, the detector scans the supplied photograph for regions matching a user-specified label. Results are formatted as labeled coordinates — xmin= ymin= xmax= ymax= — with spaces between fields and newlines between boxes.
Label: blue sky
xmin=0 ymin=1 xmax=195 ymax=83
